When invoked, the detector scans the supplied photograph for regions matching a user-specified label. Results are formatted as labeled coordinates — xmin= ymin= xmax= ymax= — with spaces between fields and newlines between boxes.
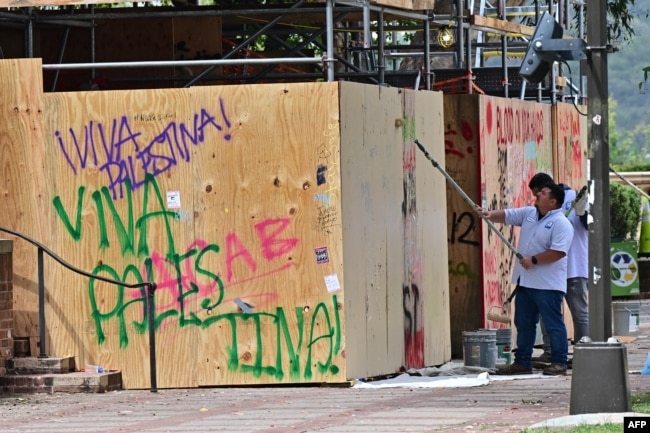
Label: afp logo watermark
xmin=624 ymin=416 xmax=650 ymax=432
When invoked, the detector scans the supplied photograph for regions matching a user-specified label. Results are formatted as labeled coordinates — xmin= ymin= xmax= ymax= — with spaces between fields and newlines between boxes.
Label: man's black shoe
xmin=532 ymin=352 xmax=551 ymax=369
xmin=492 ymin=363 xmax=532 ymax=375
xmin=543 ymin=364 xmax=567 ymax=376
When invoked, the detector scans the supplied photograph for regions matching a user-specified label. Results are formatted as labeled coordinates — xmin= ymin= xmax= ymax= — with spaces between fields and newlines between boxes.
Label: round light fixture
xmin=438 ymin=28 xmax=454 ymax=48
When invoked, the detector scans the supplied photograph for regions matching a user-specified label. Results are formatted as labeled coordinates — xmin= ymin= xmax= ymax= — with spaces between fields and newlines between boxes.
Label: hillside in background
xmin=608 ymin=13 xmax=650 ymax=148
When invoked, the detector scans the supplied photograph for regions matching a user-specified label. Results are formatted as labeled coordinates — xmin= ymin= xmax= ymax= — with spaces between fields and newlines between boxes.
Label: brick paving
xmin=2 ymin=301 xmax=650 ymax=433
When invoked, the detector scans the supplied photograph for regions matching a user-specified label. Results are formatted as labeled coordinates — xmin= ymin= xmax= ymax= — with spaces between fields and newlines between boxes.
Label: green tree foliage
xmin=607 ymin=0 xmax=642 ymax=42
xmin=610 ymin=181 xmax=642 ymax=240
xmin=608 ymin=97 xmax=650 ymax=170
xmin=572 ymin=0 xmax=648 ymax=43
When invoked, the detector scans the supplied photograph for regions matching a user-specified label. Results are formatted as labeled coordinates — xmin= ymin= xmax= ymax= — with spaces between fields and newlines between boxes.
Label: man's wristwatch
xmin=531 ymin=256 xmax=538 ymax=265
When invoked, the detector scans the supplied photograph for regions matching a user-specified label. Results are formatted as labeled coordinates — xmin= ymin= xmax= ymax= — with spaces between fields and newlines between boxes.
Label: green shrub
xmin=610 ymin=182 xmax=641 ymax=241
xmin=612 ymin=163 xmax=650 ymax=172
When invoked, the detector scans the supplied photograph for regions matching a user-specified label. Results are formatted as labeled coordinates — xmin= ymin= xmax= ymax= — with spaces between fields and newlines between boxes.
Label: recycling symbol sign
xmin=611 ymin=250 xmax=639 ymax=288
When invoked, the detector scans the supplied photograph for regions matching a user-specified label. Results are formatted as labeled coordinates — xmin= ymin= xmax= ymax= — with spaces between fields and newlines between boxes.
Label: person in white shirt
xmin=531 ymin=180 xmax=589 ymax=368
xmin=480 ymin=182 xmax=574 ymax=376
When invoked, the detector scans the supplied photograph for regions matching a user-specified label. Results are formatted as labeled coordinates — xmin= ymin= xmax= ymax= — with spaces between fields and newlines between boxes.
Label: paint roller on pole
xmin=414 ymin=139 xmax=521 ymax=323
xmin=567 ymin=185 xmax=588 ymax=216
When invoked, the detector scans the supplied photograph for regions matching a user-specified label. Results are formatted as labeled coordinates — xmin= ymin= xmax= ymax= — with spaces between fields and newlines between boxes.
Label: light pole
xmin=586 ymin=0 xmax=611 ymax=344
xmin=569 ymin=0 xmax=631 ymax=415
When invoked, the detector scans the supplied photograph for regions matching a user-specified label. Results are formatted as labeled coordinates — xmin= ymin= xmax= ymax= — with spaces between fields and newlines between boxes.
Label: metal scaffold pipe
xmin=43 ymin=57 xmax=325 ymax=70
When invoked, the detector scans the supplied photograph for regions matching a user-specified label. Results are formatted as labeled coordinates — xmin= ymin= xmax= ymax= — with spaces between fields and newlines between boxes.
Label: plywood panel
xmin=0 ymin=59 xmax=49 ymax=351
xmin=478 ymin=96 xmax=553 ymax=328
xmin=42 ymin=87 xmax=199 ymax=388
xmin=443 ymin=94 xmax=483 ymax=357
xmin=189 ymin=82 xmax=345 ymax=386
xmin=41 ymin=83 xmax=347 ymax=389
xmin=338 ymin=82 xmax=370 ymax=375
xmin=552 ymin=102 xmax=588 ymax=342
xmin=402 ymin=91 xmax=424 ymax=369
xmin=364 ymin=86 xmax=405 ymax=372
xmin=553 ymin=102 xmax=588 ymax=188
xmin=340 ymin=83 xmax=405 ymax=376
xmin=340 ymin=83 xmax=449 ymax=377
xmin=409 ymin=89 xmax=450 ymax=365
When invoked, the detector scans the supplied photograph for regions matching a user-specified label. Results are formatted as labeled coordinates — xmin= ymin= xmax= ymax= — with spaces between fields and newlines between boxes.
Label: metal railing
xmin=0 ymin=226 xmax=159 ymax=392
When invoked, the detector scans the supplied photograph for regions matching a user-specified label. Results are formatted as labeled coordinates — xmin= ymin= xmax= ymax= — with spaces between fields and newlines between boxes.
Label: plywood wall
xmin=40 ymin=80 xmax=347 ymax=388
xmin=1 ymin=59 xmax=450 ymax=389
xmin=0 ymin=59 xmax=50 ymax=356
xmin=339 ymin=84 xmax=404 ymax=376
xmin=1 ymin=58 xmax=584 ymax=389
xmin=444 ymin=95 xmax=587 ymax=355
xmin=444 ymin=95 xmax=556 ymax=356
xmin=0 ymin=58 xmax=350 ymax=388
xmin=552 ymin=102 xmax=589 ymax=339
xmin=479 ymin=96 xmax=554 ymax=328
xmin=407 ymin=88 xmax=451 ymax=366
xmin=553 ymin=102 xmax=589 ymax=189
xmin=339 ymin=83 xmax=450 ymax=376
xmin=444 ymin=95 xmax=554 ymax=356
xmin=443 ymin=94 xmax=483 ymax=358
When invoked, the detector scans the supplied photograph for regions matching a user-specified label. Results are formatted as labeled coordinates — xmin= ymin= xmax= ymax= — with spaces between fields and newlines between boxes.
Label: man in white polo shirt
xmin=480 ymin=182 xmax=574 ymax=376
xmin=532 ymin=182 xmax=589 ymax=369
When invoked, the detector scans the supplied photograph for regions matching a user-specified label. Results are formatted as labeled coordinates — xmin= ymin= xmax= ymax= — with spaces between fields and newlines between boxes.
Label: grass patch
xmin=632 ymin=393 xmax=650 ymax=414
xmin=525 ymin=392 xmax=650 ymax=432
xmin=531 ymin=422 xmax=622 ymax=432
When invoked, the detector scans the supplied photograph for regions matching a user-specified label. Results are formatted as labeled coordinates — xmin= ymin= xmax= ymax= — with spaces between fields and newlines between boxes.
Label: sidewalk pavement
xmin=2 ymin=301 xmax=650 ymax=433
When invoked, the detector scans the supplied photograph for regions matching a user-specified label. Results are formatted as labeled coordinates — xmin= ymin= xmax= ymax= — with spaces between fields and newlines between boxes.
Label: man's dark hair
xmin=546 ymin=182 xmax=566 ymax=209
xmin=528 ymin=172 xmax=553 ymax=190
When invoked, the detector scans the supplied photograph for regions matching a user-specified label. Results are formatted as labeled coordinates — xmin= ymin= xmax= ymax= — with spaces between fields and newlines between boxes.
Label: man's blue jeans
xmin=566 ymin=277 xmax=589 ymax=342
xmin=513 ymin=286 xmax=568 ymax=368
xmin=540 ymin=277 xmax=589 ymax=353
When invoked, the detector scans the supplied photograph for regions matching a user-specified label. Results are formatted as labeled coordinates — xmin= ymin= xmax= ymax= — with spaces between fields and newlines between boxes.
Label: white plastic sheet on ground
xmin=353 ymin=361 xmax=551 ymax=389
xmin=353 ymin=371 xmax=491 ymax=389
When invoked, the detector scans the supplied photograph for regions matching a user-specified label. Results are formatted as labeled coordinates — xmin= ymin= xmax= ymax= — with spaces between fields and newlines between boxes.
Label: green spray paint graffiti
xmin=52 ymin=173 xmax=342 ymax=380
xmin=200 ymin=299 xmax=342 ymax=380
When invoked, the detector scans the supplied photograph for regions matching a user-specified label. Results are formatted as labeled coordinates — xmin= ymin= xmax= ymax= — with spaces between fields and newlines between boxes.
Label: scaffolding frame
xmin=0 ymin=0 xmax=585 ymax=102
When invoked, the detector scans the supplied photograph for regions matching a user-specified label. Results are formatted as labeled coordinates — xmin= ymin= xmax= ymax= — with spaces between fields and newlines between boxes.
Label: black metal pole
xmin=586 ymin=0 xmax=611 ymax=342
xmin=37 ymin=247 xmax=47 ymax=358
xmin=424 ymin=18 xmax=431 ymax=90
xmin=378 ymin=9 xmax=385 ymax=85
xmin=499 ymin=0 xmax=508 ymax=98
xmin=573 ymin=2 xmax=629 ymax=409
xmin=147 ymin=283 xmax=158 ymax=392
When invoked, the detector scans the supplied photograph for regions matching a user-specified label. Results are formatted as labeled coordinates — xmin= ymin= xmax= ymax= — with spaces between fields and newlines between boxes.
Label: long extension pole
xmin=414 ymin=139 xmax=523 ymax=260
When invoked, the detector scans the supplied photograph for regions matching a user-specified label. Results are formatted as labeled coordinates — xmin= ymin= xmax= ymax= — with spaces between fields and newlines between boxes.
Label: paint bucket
xmin=462 ymin=329 xmax=497 ymax=368
xmin=612 ymin=301 xmax=640 ymax=336
xmin=496 ymin=328 xmax=512 ymax=365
